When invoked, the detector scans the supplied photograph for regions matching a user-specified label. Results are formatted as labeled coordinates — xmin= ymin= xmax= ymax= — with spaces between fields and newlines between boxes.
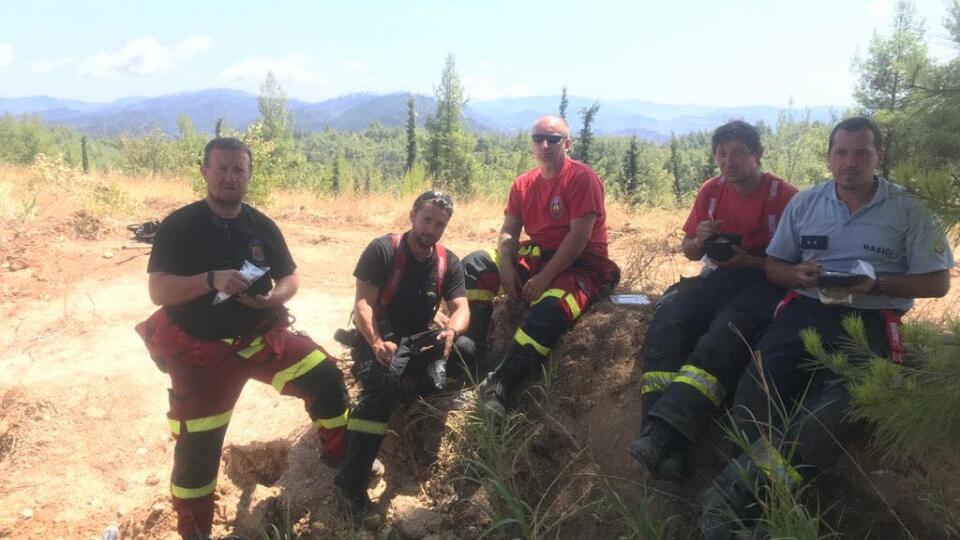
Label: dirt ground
xmin=1 ymin=168 xmax=958 ymax=539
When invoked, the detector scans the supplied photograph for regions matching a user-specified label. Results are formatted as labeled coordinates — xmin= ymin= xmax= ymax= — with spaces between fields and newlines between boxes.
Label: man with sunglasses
xmin=463 ymin=115 xmax=620 ymax=415
xmin=629 ymin=120 xmax=798 ymax=480
xmin=335 ymin=190 xmax=473 ymax=520
xmin=136 ymin=138 xmax=350 ymax=540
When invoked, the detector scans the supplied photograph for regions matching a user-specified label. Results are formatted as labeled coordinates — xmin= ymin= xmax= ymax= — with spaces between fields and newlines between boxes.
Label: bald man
xmin=463 ymin=116 xmax=620 ymax=414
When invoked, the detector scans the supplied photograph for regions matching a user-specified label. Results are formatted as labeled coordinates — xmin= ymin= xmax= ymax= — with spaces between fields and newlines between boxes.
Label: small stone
xmin=20 ymin=509 xmax=33 ymax=519
xmin=136 ymin=447 xmax=148 ymax=456
xmin=145 ymin=474 xmax=160 ymax=486
xmin=103 ymin=250 xmax=114 ymax=259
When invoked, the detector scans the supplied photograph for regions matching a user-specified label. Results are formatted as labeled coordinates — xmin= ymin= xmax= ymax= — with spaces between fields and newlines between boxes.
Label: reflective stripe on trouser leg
xmin=674 ymin=364 xmax=725 ymax=407
xmin=640 ymin=371 xmax=678 ymax=396
xmin=170 ymin=423 xmax=228 ymax=537
xmin=464 ymin=248 xmax=502 ymax=303
xmin=750 ymin=438 xmax=803 ymax=488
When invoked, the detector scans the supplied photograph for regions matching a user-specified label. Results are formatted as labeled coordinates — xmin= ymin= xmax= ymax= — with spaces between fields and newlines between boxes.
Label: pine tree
xmin=571 ymin=102 xmax=600 ymax=165
xmin=424 ymin=54 xmax=480 ymax=194
xmin=559 ymin=86 xmax=569 ymax=120
xmin=215 ymin=117 xmax=225 ymax=139
xmin=669 ymin=134 xmax=683 ymax=205
xmin=621 ymin=135 xmax=639 ymax=203
xmin=80 ymin=135 xmax=89 ymax=175
xmin=405 ymin=96 xmax=417 ymax=173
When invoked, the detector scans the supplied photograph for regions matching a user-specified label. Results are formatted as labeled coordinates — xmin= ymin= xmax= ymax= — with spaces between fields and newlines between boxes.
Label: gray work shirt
xmin=767 ymin=177 xmax=954 ymax=311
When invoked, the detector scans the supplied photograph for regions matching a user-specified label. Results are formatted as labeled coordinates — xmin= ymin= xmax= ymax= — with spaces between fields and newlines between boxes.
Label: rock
xmin=144 ymin=473 xmax=160 ymax=486
xmin=396 ymin=504 xmax=447 ymax=539
xmin=103 ymin=250 xmax=114 ymax=259
xmin=20 ymin=509 xmax=32 ymax=520
xmin=234 ymin=485 xmax=282 ymax=536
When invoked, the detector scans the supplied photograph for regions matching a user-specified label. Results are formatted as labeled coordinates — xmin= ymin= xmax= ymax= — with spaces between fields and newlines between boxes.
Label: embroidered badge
xmin=934 ymin=241 xmax=945 ymax=255
xmin=549 ymin=196 xmax=563 ymax=218
xmin=249 ymin=239 xmax=266 ymax=265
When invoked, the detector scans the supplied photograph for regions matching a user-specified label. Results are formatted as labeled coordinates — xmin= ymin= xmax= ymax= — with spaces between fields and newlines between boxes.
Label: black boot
xmin=465 ymin=302 xmax=494 ymax=368
xmin=477 ymin=343 xmax=543 ymax=415
xmin=697 ymin=449 xmax=766 ymax=540
xmin=629 ymin=418 xmax=687 ymax=476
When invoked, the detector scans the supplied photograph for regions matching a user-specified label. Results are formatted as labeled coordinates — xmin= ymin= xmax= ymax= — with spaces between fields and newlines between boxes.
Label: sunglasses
xmin=531 ymin=134 xmax=566 ymax=145
xmin=414 ymin=190 xmax=454 ymax=211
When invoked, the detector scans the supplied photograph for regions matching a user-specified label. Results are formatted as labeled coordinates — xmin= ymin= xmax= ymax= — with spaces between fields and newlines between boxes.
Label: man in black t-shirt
xmin=334 ymin=190 xmax=473 ymax=519
xmin=136 ymin=138 xmax=350 ymax=540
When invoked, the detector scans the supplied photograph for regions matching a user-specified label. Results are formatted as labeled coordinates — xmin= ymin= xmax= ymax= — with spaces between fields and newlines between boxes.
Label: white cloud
xmin=221 ymin=53 xmax=327 ymax=85
xmin=79 ymin=35 xmax=212 ymax=77
xmin=0 ymin=43 xmax=12 ymax=68
xmin=463 ymin=73 xmax=536 ymax=101
xmin=30 ymin=56 xmax=75 ymax=74
xmin=342 ymin=59 xmax=369 ymax=73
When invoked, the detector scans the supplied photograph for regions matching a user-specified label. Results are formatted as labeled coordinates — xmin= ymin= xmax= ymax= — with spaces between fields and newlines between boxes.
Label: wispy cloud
xmin=78 ymin=35 xmax=213 ymax=77
xmin=0 ymin=43 xmax=13 ymax=68
xmin=221 ymin=53 xmax=328 ymax=85
xmin=31 ymin=55 xmax=75 ymax=74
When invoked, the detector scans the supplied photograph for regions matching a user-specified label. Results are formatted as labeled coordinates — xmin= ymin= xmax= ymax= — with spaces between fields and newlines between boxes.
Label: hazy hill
xmin=0 ymin=90 xmax=842 ymax=140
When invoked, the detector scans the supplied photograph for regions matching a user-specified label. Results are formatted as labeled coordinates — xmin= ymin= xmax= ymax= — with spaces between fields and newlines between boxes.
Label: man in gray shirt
xmin=698 ymin=117 xmax=954 ymax=539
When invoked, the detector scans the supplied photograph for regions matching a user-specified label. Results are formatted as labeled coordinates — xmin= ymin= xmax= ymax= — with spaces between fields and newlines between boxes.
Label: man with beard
xmin=698 ymin=117 xmax=953 ymax=539
xmin=136 ymin=138 xmax=350 ymax=540
xmin=463 ymin=115 xmax=620 ymax=415
xmin=334 ymin=190 xmax=473 ymax=520
xmin=631 ymin=121 xmax=798 ymax=479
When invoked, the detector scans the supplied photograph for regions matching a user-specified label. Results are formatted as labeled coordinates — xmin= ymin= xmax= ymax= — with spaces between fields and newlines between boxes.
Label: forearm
xmin=538 ymin=231 xmax=590 ymax=284
xmin=765 ymin=257 xmax=802 ymax=289
xmin=874 ymin=271 xmax=950 ymax=299
xmin=148 ymin=272 xmax=211 ymax=306
xmin=445 ymin=303 xmax=470 ymax=335
xmin=269 ymin=273 xmax=299 ymax=305
xmin=682 ymin=236 xmax=705 ymax=261
xmin=354 ymin=300 xmax=383 ymax=346
xmin=497 ymin=231 xmax=519 ymax=266
xmin=739 ymin=253 xmax=767 ymax=270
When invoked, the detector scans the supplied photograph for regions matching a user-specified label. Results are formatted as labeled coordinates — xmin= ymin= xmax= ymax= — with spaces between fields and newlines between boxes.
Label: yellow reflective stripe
xmin=518 ymin=245 xmax=542 ymax=258
xmin=533 ymin=288 xmax=582 ymax=321
xmin=641 ymin=371 xmax=678 ymax=394
xmin=168 ymin=419 xmax=181 ymax=436
xmin=484 ymin=248 xmax=501 ymax=272
xmin=185 ymin=410 xmax=233 ymax=433
xmin=675 ymin=364 xmax=725 ymax=406
xmin=347 ymin=418 xmax=387 ymax=435
xmin=222 ymin=337 xmax=235 ymax=345
xmin=171 ymin=478 xmax=217 ymax=500
xmin=314 ymin=409 xmax=348 ymax=429
xmin=755 ymin=440 xmax=803 ymax=487
xmin=271 ymin=350 xmax=326 ymax=393
xmin=236 ymin=337 xmax=265 ymax=359
xmin=514 ymin=327 xmax=550 ymax=356
xmin=467 ymin=289 xmax=494 ymax=302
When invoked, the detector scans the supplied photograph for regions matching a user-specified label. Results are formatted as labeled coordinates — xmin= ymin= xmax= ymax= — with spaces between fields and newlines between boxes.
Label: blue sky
xmin=0 ymin=0 xmax=956 ymax=106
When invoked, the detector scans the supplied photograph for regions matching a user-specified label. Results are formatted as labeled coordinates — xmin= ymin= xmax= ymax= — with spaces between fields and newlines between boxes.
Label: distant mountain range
xmin=0 ymin=89 xmax=844 ymax=141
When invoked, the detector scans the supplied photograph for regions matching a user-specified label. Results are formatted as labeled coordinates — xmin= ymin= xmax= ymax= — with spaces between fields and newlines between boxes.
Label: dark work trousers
xmin=335 ymin=333 xmax=475 ymax=496
xmin=642 ymin=266 xmax=785 ymax=443
xmin=732 ymin=295 xmax=891 ymax=480
xmin=462 ymin=244 xmax=620 ymax=400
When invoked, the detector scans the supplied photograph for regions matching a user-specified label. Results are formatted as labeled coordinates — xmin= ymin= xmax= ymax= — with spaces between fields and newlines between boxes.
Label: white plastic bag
xmin=212 ymin=260 xmax=269 ymax=305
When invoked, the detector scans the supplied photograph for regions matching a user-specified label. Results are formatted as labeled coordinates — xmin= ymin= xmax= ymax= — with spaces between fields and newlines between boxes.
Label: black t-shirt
xmin=147 ymin=200 xmax=296 ymax=340
xmin=353 ymin=233 xmax=465 ymax=337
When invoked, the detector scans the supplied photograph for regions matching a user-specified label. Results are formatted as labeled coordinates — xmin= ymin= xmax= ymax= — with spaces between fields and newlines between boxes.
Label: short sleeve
xmin=353 ymin=236 xmax=392 ymax=287
xmin=682 ymin=181 xmax=713 ymax=237
xmin=263 ymin=217 xmax=296 ymax=279
xmin=442 ymin=252 xmax=466 ymax=301
xmin=766 ymin=196 xmax=803 ymax=262
xmin=505 ymin=179 xmax=523 ymax=218
xmin=904 ymin=201 xmax=955 ymax=274
xmin=147 ymin=213 xmax=185 ymax=274
xmin=565 ymin=169 xmax=604 ymax=219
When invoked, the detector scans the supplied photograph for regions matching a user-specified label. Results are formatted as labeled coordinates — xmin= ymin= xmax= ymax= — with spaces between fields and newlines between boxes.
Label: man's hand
xmin=437 ymin=328 xmax=456 ymax=359
xmin=521 ymin=272 xmax=550 ymax=304
xmin=694 ymin=219 xmax=721 ymax=249
xmin=212 ymin=270 xmax=252 ymax=295
xmin=237 ymin=289 xmax=280 ymax=309
xmin=795 ymin=260 xmax=822 ymax=289
xmin=500 ymin=265 xmax=522 ymax=300
xmin=372 ymin=339 xmax=397 ymax=367
xmin=715 ymin=245 xmax=748 ymax=267
xmin=848 ymin=276 xmax=877 ymax=295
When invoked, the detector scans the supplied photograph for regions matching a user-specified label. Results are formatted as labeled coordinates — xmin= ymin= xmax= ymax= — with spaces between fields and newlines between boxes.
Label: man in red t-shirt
xmin=463 ymin=115 xmax=620 ymax=414
xmin=630 ymin=121 xmax=798 ymax=479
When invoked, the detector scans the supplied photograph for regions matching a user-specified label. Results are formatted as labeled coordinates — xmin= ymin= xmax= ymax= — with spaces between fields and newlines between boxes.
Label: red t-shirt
xmin=506 ymin=158 xmax=608 ymax=257
xmin=682 ymin=173 xmax=798 ymax=254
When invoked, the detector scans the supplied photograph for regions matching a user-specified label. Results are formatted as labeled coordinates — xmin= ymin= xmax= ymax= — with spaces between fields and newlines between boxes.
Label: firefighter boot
xmin=629 ymin=418 xmax=687 ymax=477
xmin=478 ymin=344 xmax=542 ymax=416
xmin=465 ymin=302 xmax=494 ymax=368
xmin=697 ymin=451 xmax=765 ymax=540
